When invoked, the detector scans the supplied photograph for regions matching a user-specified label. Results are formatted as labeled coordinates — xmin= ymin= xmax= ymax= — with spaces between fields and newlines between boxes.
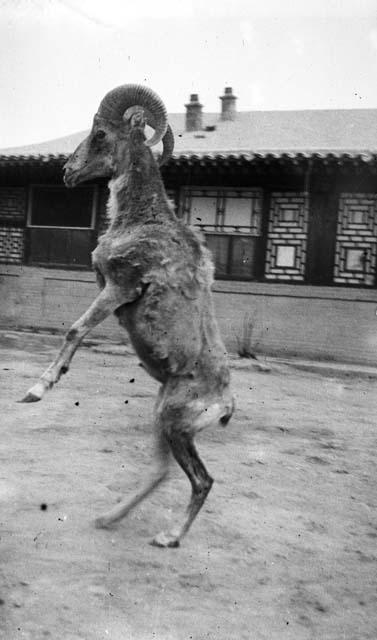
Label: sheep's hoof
xmin=19 ymin=392 xmax=41 ymax=403
xmin=94 ymin=516 xmax=114 ymax=530
xmin=19 ymin=381 xmax=46 ymax=403
xmin=150 ymin=532 xmax=180 ymax=548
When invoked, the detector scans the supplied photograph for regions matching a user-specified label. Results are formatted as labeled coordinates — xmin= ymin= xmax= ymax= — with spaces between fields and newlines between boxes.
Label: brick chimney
xmin=220 ymin=87 xmax=237 ymax=121
xmin=185 ymin=93 xmax=203 ymax=131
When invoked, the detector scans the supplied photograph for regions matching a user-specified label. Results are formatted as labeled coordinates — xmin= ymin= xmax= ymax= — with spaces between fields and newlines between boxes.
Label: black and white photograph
xmin=0 ymin=1 xmax=376 ymax=638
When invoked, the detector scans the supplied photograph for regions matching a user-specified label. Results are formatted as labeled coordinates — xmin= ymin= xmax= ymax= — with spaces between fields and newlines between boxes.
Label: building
xmin=1 ymin=88 xmax=377 ymax=364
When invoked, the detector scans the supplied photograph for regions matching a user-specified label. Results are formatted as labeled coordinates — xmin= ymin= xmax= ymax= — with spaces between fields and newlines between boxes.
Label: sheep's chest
xmin=92 ymin=232 xmax=138 ymax=279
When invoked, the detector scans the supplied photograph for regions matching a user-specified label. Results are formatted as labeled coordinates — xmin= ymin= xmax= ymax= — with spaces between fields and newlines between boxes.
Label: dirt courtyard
xmin=0 ymin=333 xmax=376 ymax=640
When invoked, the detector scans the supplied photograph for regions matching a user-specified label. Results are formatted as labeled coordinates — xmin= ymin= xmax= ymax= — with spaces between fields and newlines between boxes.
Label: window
xmin=27 ymin=185 xmax=97 ymax=268
xmin=181 ymin=188 xmax=263 ymax=280
xmin=276 ymin=245 xmax=296 ymax=268
xmin=345 ymin=248 xmax=367 ymax=272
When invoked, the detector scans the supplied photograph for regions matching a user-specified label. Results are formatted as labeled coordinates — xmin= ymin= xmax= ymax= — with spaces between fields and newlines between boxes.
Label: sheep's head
xmin=64 ymin=84 xmax=174 ymax=188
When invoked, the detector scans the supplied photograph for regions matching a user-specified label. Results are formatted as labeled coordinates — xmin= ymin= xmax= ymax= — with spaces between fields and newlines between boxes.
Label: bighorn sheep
xmin=22 ymin=84 xmax=234 ymax=547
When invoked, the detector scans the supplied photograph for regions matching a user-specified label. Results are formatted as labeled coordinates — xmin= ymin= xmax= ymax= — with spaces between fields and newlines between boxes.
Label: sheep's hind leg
xmin=94 ymin=428 xmax=171 ymax=529
xmin=151 ymin=431 xmax=213 ymax=548
xmin=20 ymin=287 xmax=126 ymax=403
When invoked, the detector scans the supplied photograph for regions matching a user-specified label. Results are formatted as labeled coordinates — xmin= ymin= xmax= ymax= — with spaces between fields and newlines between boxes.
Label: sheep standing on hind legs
xmin=21 ymin=84 xmax=234 ymax=548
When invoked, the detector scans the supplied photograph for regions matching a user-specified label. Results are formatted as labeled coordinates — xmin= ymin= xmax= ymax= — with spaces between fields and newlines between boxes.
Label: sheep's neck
xmin=107 ymin=147 xmax=173 ymax=230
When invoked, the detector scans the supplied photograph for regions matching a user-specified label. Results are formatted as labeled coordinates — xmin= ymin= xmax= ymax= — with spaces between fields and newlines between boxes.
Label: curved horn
xmin=143 ymin=109 xmax=174 ymax=165
xmin=97 ymin=84 xmax=168 ymax=147
xmin=159 ymin=124 xmax=174 ymax=166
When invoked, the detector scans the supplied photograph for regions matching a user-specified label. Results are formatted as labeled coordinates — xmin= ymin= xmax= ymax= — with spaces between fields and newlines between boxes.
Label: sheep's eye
xmin=95 ymin=130 xmax=106 ymax=140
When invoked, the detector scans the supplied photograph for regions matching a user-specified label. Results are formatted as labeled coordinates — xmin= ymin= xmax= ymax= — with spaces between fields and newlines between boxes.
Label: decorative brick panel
xmin=265 ymin=192 xmax=309 ymax=281
xmin=334 ymin=194 xmax=377 ymax=286
xmin=0 ymin=226 xmax=24 ymax=263
xmin=0 ymin=188 xmax=26 ymax=263
xmin=0 ymin=187 xmax=26 ymax=222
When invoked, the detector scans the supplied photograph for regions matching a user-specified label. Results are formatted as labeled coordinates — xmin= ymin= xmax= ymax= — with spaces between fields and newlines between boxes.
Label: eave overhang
xmin=1 ymin=149 xmax=376 ymax=167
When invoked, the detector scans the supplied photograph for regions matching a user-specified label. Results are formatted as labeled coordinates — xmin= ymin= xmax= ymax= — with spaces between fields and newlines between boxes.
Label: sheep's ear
xmin=123 ymin=106 xmax=145 ymax=129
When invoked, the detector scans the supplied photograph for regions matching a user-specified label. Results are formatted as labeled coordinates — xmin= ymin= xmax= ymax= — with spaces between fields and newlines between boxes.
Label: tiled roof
xmin=1 ymin=108 xmax=377 ymax=163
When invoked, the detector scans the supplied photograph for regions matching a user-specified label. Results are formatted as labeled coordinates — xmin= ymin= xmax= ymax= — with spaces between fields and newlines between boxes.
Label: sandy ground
xmin=0 ymin=333 xmax=376 ymax=640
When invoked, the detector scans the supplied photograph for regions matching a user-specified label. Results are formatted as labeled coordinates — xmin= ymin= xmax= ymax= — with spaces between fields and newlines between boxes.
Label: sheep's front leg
xmin=20 ymin=286 xmax=127 ymax=403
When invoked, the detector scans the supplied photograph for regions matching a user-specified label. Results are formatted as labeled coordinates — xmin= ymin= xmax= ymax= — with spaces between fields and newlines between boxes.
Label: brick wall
xmin=213 ymin=280 xmax=377 ymax=365
xmin=1 ymin=265 xmax=377 ymax=365
xmin=0 ymin=266 xmax=124 ymax=340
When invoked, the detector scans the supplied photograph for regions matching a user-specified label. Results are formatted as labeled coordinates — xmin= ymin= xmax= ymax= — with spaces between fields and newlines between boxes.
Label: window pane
xmin=230 ymin=237 xmax=256 ymax=278
xmin=191 ymin=196 xmax=217 ymax=228
xmin=49 ymin=228 xmax=70 ymax=264
xmin=225 ymin=198 xmax=252 ymax=230
xmin=29 ymin=228 xmax=50 ymax=263
xmin=345 ymin=248 xmax=366 ymax=272
xmin=350 ymin=209 xmax=367 ymax=225
xmin=276 ymin=245 xmax=296 ymax=267
xmin=31 ymin=187 xmax=94 ymax=227
xmin=28 ymin=228 xmax=92 ymax=267
xmin=279 ymin=207 xmax=298 ymax=223
xmin=205 ymin=234 xmax=229 ymax=277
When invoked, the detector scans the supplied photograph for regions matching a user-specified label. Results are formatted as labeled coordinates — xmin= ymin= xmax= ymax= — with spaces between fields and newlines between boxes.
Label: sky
xmin=1 ymin=0 xmax=377 ymax=148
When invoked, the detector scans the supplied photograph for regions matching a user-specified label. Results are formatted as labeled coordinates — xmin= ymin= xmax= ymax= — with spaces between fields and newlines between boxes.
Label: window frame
xmin=27 ymin=184 xmax=98 ymax=231
xmin=26 ymin=184 xmax=99 ymax=269
xmin=179 ymin=186 xmax=264 ymax=281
